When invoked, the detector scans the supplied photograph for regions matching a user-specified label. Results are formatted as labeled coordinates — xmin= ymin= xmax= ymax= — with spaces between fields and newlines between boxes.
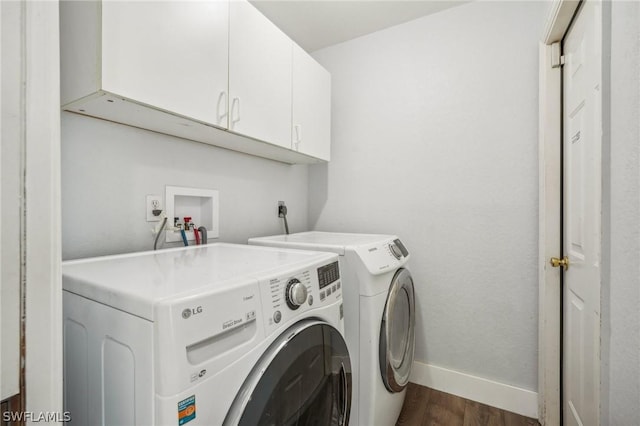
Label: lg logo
xmin=182 ymin=306 xmax=203 ymax=319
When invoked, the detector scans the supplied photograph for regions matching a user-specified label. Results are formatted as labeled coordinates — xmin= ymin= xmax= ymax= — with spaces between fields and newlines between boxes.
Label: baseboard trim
xmin=410 ymin=361 xmax=539 ymax=419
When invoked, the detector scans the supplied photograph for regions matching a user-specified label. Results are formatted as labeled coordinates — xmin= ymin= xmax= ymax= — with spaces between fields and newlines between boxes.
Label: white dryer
xmin=62 ymin=243 xmax=351 ymax=425
xmin=249 ymin=232 xmax=416 ymax=426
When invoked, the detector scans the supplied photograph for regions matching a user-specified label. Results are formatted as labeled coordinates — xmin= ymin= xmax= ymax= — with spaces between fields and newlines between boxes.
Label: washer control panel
xmin=261 ymin=259 xmax=342 ymax=334
xmin=285 ymin=278 xmax=308 ymax=310
xmin=317 ymin=260 xmax=340 ymax=303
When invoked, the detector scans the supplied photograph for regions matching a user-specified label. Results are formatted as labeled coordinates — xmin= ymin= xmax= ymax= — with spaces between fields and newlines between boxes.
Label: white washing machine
xmin=249 ymin=232 xmax=416 ymax=426
xmin=62 ymin=243 xmax=352 ymax=426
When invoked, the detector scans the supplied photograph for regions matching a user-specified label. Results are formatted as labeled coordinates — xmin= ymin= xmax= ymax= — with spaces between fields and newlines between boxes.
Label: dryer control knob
xmin=389 ymin=243 xmax=403 ymax=259
xmin=286 ymin=279 xmax=308 ymax=310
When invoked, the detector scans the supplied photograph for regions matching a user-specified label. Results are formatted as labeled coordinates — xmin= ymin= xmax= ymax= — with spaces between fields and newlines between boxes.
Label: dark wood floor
xmin=396 ymin=383 xmax=540 ymax=426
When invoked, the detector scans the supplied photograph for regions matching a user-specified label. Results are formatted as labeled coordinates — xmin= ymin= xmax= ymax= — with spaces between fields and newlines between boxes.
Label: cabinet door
xmin=292 ymin=44 xmax=331 ymax=160
xmin=229 ymin=0 xmax=292 ymax=148
xmin=101 ymin=0 xmax=229 ymax=128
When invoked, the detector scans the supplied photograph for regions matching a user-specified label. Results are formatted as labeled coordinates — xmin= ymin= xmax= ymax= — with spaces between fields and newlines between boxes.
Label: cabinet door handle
xmin=294 ymin=124 xmax=302 ymax=150
xmin=217 ymin=91 xmax=228 ymax=126
xmin=231 ymin=97 xmax=241 ymax=128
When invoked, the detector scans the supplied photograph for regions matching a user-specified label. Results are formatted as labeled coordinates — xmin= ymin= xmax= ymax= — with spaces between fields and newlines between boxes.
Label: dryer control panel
xmin=353 ymin=237 xmax=411 ymax=276
xmin=260 ymin=258 xmax=342 ymax=335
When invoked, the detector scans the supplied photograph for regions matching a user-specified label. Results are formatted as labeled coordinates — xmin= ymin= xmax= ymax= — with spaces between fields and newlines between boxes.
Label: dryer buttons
xmin=273 ymin=310 xmax=282 ymax=323
xmin=389 ymin=243 xmax=403 ymax=259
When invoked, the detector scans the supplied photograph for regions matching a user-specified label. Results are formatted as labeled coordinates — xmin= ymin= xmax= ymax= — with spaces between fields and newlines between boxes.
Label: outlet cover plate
xmin=146 ymin=195 xmax=163 ymax=222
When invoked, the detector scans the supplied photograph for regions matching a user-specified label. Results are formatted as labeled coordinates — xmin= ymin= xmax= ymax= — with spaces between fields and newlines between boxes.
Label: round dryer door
xmin=224 ymin=319 xmax=352 ymax=426
xmin=379 ymin=268 xmax=416 ymax=393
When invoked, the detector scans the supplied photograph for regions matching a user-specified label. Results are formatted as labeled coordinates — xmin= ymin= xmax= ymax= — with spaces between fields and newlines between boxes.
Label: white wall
xmin=61 ymin=112 xmax=308 ymax=260
xmin=310 ymin=1 xmax=547 ymax=392
xmin=601 ymin=1 xmax=640 ymax=424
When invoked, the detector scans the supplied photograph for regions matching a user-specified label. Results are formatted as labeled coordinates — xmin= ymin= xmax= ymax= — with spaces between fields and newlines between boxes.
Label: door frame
xmin=538 ymin=1 xmax=602 ymax=425
xmin=1 ymin=0 xmax=63 ymax=416
xmin=24 ymin=1 xmax=63 ymax=417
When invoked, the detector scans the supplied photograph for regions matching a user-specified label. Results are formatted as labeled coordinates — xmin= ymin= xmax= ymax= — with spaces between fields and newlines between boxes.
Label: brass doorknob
xmin=550 ymin=256 xmax=569 ymax=271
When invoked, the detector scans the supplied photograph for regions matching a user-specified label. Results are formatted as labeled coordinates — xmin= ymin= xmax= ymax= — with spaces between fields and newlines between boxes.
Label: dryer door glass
xmin=379 ymin=268 xmax=416 ymax=393
xmin=224 ymin=320 xmax=352 ymax=426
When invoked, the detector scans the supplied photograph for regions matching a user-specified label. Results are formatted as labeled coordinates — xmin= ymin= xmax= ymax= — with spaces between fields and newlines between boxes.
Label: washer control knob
xmin=286 ymin=279 xmax=308 ymax=310
xmin=389 ymin=243 xmax=403 ymax=259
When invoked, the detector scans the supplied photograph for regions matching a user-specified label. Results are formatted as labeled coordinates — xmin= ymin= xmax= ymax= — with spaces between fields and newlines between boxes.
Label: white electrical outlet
xmin=146 ymin=195 xmax=163 ymax=222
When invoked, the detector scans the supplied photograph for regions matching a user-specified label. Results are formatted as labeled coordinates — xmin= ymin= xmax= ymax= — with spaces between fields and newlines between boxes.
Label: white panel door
xmin=562 ymin=2 xmax=602 ymax=425
xmin=101 ymin=0 xmax=229 ymax=128
xmin=292 ymin=44 xmax=331 ymax=161
xmin=229 ymin=0 xmax=292 ymax=148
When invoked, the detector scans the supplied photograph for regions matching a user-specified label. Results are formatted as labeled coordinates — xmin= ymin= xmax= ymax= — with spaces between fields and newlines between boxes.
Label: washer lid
xmin=62 ymin=243 xmax=335 ymax=320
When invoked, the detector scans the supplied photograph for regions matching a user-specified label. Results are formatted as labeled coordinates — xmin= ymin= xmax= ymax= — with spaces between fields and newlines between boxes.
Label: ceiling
xmin=249 ymin=1 xmax=469 ymax=52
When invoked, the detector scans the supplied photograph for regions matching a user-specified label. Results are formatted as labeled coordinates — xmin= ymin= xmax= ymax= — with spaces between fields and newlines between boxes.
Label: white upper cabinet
xmin=228 ymin=1 xmax=293 ymax=149
xmin=60 ymin=0 xmax=330 ymax=164
xmin=292 ymin=44 xmax=331 ymax=161
xmin=61 ymin=0 xmax=229 ymax=128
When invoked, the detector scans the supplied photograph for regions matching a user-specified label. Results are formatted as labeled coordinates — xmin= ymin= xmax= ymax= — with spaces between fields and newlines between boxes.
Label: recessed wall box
xmin=165 ymin=186 xmax=219 ymax=243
